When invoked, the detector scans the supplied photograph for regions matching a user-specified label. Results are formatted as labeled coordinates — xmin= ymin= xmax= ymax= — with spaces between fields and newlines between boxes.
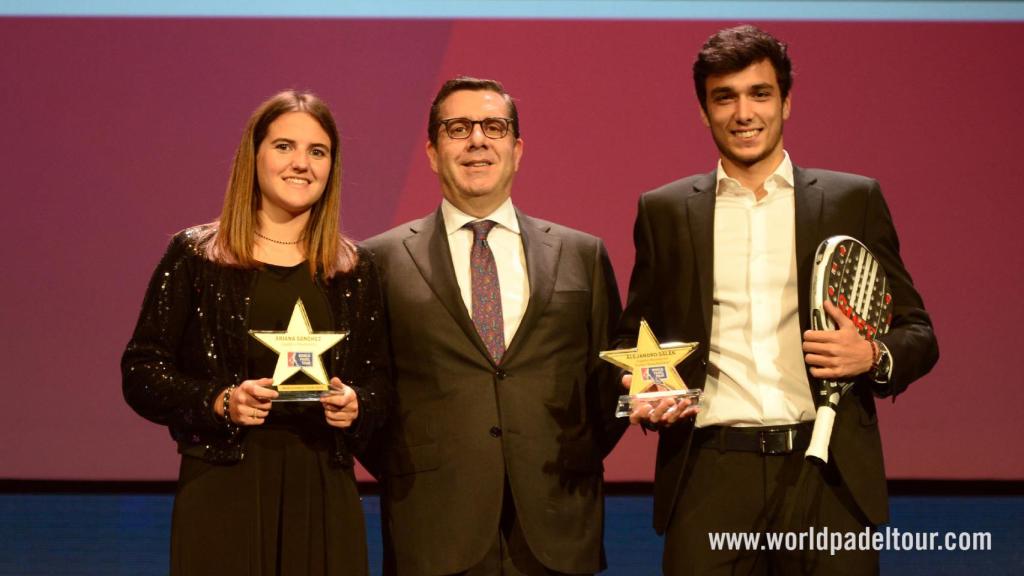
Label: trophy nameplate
xmin=249 ymin=299 xmax=347 ymax=402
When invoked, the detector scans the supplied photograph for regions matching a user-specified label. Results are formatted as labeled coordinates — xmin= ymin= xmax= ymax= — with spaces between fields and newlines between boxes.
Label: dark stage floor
xmin=1 ymin=491 xmax=1020 ymax=575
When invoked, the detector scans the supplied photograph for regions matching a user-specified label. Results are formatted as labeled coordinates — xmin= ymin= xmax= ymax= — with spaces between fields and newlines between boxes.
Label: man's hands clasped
xmin=621 ymin=374 xmax=699 ymax=427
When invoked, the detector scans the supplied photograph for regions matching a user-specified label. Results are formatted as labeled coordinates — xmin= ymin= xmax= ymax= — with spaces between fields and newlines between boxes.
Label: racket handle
xmin=805 ymin=405 xmax=836 ymax=464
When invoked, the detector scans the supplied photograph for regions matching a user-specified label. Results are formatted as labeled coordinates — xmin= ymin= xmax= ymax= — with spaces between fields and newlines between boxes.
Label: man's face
xmin=427 ymin=90 xmax=523 ymax=213
xmin=700 ymin=59 xmax=791 ymax=173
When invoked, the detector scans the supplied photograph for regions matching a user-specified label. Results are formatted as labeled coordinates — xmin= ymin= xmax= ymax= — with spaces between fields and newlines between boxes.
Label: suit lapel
xmin=403 ymin=208 xmax=493 ymax=361
xmin=794 ymin=166 xmax=824 ymax=333
xmin=505 ymin=210 xmax=560 ymax=362
xmin=687 ymin=172 xmax=717 ymax=341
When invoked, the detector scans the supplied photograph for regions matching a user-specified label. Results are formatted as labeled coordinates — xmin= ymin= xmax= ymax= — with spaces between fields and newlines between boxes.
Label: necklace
xmin=255 ymin=231 xmax=301 ymax=245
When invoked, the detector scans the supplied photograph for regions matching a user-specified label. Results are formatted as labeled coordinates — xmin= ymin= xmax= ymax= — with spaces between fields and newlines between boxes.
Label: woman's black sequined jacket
xmin=122 ymin=225 xmax=391 ymax=468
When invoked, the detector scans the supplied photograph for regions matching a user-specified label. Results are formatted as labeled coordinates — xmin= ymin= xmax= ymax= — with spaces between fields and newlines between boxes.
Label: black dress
xmin=170 ymin=262 xmax=369 ymax=575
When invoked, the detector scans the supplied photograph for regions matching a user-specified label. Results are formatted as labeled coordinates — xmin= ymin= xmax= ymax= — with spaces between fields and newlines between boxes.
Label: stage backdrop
xmin=1 ymin=15 xmax=1022 ymax=482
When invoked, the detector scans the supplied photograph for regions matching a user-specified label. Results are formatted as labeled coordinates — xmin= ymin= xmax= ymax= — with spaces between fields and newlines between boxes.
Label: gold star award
xmin=600 ymin=319 xmax=701 ymax=417
xmin=249 ymin=299 xmax=348 ymax=401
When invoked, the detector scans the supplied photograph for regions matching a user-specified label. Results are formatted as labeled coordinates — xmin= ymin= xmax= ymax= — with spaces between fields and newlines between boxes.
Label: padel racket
xmin=806 ymin=236 xmax=892 ymax=464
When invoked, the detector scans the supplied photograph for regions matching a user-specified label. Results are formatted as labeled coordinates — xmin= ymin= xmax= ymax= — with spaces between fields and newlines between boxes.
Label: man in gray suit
xmin=364 ymin=76 xmax=625 ymax=576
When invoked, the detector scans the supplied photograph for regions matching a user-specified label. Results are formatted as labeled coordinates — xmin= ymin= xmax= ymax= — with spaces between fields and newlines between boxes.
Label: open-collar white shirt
xmin=697 ymin=152 xmax=816 ymax=428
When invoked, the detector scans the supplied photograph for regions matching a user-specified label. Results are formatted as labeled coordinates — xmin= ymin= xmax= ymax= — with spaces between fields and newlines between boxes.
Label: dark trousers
xmin=663 ymin=444 xmax=878 ymax=576
xmin=454 ymin=479 xmax=583 ymax=576
xmin=382 ymin=476 xmax=586 ymax=576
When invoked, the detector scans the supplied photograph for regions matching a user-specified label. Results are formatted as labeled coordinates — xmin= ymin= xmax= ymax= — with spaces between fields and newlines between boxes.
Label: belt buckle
xmin=759 ymin=428 xmax=795 ymax=455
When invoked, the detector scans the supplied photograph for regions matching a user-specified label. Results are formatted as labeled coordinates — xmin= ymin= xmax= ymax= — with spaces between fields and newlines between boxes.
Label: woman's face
xmin=255 ymin=111 xmax=332 ymax=219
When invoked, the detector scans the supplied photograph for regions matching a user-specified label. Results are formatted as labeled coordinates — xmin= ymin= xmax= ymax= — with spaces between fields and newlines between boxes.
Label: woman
xmin=122 ymin=90 xmax=390 ymax=575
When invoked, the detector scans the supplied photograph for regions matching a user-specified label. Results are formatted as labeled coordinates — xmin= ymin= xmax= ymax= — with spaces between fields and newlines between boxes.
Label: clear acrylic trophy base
xmin=273 ymin=384 xmax=333 ymax=402
xmin=273 ymin=392 xmax=328 ymax=402
xmin=615 ymin=388 xmax=703 ymax=418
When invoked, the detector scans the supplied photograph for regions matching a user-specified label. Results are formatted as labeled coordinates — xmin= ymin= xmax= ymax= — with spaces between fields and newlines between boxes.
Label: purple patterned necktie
xmin=466 ymin=220 xmax=505 ymax=363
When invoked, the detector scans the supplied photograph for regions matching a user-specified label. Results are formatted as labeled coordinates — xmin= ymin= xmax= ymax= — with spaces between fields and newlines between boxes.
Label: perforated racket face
xmin=811 ymin=236 xmax=893 ymax=340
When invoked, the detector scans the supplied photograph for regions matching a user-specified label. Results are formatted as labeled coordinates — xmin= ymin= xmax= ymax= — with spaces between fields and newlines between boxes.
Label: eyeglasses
xmin=437 ymin=117 xmax=514 ymax=140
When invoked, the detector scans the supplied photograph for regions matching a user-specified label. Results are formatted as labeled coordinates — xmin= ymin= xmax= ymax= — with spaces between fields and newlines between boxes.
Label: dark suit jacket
xmin=616 ymin=167 xmax=938 ymax=533
xmin=364 ymin=207 xmax=626 ymax=575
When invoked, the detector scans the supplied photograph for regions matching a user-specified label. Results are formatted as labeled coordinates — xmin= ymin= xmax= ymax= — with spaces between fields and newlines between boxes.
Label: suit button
xmin=495 ymin=370 xmax=506 ymax=380
xmin=490 ymin=426 xmax=502 ymax=437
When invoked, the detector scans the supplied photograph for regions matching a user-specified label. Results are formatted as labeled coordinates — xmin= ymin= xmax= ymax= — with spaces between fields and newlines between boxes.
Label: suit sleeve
xmin=340 ymin=248 xmax=394 ymax=472
xmin=862 ymin=180 xmax=939 ymax=397
xmin=588 ymin=239 xmax=628 ymax=456
xmin=615 ymin=194 xmax=657 ymax=350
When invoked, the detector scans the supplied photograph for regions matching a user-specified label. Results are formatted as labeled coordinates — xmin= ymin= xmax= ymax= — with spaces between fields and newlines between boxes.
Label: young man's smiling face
xmin=701 ymin=58 xmax=791 ymax=176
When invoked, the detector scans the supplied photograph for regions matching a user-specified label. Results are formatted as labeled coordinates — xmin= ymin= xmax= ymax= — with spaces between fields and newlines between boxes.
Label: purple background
xmin=1 ymin=18 xmax=1021 ymax=482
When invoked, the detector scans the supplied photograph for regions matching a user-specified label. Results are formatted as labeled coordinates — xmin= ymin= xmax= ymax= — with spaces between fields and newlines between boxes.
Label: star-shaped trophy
xmin=600 ymin=319 xmax=701 ymax=417
xmin=249 ymin=299 xmax=348 ymax=402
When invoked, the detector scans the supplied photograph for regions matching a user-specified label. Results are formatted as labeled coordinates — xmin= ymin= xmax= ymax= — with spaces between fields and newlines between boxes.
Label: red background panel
xmin=0 ymin=18 xmax=1020 ymax=481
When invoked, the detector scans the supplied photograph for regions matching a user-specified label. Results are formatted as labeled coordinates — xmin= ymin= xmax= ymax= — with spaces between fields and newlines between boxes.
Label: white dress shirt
xmin=697 ymin=152 xmax=817 ymax=428
xmin=441 ymin=197 xmax=530 ymax=348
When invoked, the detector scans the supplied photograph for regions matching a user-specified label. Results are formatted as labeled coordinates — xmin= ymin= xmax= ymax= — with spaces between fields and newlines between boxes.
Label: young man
xmin=615 ymin=26 xmax=938 ymax=575
xmin=365 ymin=77 xmax=625 ymax=576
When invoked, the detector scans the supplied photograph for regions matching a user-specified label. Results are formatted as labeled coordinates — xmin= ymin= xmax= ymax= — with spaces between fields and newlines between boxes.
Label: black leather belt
xmin=693 ymin=422 xmax=814 ymax=455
